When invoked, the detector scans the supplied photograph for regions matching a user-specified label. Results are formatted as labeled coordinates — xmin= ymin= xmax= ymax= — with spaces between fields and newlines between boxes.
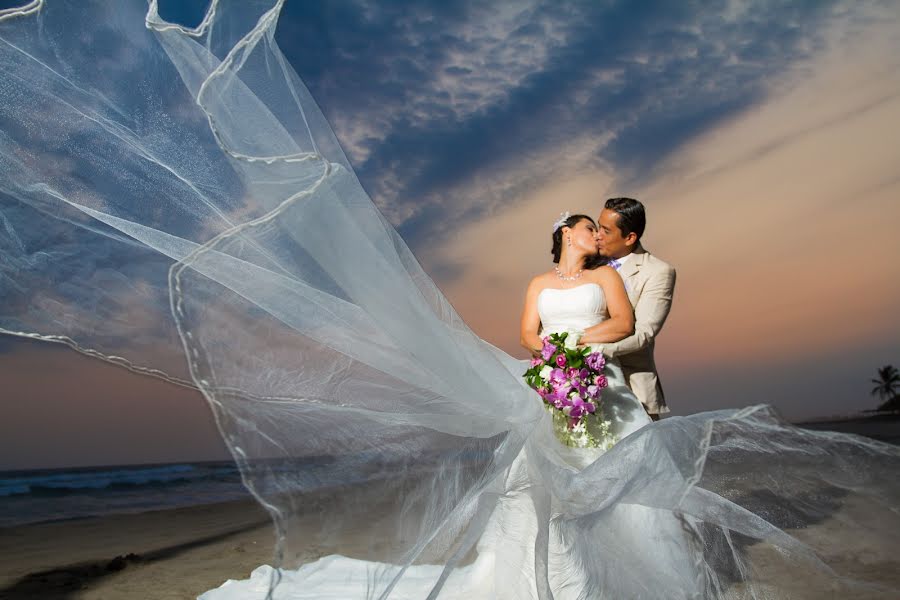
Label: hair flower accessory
xmin=552 ymin=211 xmax=571 ymax=232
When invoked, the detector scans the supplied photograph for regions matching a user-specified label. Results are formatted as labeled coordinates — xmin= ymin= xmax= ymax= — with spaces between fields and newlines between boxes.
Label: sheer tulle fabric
xmin=1 ymin=2 xmax=898 ymax=598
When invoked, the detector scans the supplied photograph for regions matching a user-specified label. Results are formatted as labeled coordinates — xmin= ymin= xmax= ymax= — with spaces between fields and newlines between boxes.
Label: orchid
xmin=540 ymin=339 xmax=557 ymax=361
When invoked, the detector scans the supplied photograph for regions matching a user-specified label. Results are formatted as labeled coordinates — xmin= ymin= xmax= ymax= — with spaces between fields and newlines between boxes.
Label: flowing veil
xmin=1 ymin=2 xmax=898 ymax=598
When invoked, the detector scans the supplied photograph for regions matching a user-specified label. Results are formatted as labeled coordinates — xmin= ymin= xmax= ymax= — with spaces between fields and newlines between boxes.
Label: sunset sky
xmin=1 ymin=0 xmax=899 ymax=470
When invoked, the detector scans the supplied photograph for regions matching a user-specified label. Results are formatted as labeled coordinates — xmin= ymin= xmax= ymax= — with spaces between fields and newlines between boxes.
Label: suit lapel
xmin=618 ymin=249 xmax=645 ymax=304
xmin=618 ymin=253 xmax=642 ymax=279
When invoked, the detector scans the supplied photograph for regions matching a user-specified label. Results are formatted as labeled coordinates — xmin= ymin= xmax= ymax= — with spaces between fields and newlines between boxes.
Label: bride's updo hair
xmin=551 ymin=213 xmax=593 ymax=263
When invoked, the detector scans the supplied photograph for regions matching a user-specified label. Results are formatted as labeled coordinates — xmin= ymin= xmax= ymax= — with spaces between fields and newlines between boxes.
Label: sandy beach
xmin=0 ymin=475 xmax=431 ymax=599
xmin=0 ymin=498 xmax=273 ymax=599
xmin=3 ymin=485 xmax=899 ymax=599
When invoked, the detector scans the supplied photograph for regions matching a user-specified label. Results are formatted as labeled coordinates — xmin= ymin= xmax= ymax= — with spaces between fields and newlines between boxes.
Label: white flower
xmin=564 ymin=331 xmax=581 ymax=350
xmin=539 ymin=365 xmax=553 ymax=381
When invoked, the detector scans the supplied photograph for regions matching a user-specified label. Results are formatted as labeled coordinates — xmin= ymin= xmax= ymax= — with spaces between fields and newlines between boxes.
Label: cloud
xmin=278 ymin=0 xmax=570 ymax=162
xmin=146 ymin=0 xmax=889 ymax=253
xmin=268 ymin=0 xmax=870 ymax=253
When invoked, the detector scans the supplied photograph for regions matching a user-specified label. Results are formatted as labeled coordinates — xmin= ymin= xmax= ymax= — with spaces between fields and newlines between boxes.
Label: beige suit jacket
xmin=601 ymin=247 xmax=676 ymax=415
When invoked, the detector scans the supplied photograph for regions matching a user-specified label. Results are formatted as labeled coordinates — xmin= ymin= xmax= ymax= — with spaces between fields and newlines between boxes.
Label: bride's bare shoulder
xmin=526 ymin=271 xmax=556 ymax=294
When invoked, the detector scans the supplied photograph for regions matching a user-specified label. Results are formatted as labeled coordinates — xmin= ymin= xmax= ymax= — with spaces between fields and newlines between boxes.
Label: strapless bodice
xmin=537 ymin=283 xmax=607 ymax=335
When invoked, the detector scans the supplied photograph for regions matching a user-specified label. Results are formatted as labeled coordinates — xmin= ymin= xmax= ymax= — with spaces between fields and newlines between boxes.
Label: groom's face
xmin=596 ymin=209 xmax=635 ymax=259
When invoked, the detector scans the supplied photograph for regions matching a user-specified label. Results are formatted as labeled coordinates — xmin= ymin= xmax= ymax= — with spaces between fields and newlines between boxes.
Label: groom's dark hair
xmin=605 ymin=197 xmax=646 ymax=242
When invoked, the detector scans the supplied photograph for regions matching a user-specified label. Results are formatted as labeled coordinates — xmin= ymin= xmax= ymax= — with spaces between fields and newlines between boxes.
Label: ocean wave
xmin=0 ymin=462 xmax=239 ymax=497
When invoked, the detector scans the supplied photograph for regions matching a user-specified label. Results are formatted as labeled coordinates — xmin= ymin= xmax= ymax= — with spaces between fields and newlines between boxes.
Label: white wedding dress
xmin=199 ymin=283 xmax=703 ymax=599
xmin=2 ymin=3 xmax=898 ymax=600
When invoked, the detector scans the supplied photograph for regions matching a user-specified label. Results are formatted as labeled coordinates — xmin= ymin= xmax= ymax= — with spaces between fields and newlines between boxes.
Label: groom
xmin=589 ymin=198 xmax=676 ymax=420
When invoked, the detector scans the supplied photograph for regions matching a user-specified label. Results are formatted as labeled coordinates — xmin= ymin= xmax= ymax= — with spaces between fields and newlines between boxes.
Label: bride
xmin=1 ymin=2 xmax=898 ymax=599
xmin=199 ymin=213 xmax=705 ymax=599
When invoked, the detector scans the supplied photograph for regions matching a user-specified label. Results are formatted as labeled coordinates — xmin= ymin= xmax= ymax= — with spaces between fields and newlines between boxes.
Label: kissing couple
xmin=520 ymin=197 xmax=675 ymax=440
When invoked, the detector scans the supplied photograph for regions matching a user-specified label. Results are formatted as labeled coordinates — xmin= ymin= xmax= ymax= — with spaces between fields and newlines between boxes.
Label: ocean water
xmin=5 ymin=419 xmax=893 ymax=530
xmin=0 ymin=461 xmax=251 ymax=528
xmin=0 ymin=450 xmax=485 ymax=529
xmin=797 ymin=415 xmax=900 ymax=445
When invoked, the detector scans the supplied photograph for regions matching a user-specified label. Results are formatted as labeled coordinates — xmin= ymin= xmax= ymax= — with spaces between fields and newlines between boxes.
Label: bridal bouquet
xmin=523 ymin=332 xmax=614 ymax=448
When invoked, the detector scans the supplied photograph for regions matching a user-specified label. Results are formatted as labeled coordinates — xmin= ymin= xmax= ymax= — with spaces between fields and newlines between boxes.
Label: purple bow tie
xmin=608 ymin=258 xmax=622 ymax=270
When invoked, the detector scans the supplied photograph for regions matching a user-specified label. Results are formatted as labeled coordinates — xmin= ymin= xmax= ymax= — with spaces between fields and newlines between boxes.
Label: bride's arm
xmin=519 ymin=278 xmax=544 ymax=354
xmin=579 ymin=267 xmax=635 ymax=344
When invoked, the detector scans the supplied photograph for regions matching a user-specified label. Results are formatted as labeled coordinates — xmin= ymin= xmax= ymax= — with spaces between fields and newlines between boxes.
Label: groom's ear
xmin=624 ymin=231 xmax=638 ymax=247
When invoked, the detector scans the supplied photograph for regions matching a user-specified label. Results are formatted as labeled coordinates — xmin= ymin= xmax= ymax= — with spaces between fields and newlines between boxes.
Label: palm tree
xmin=871 ymin=365 xmax=900 ymax=411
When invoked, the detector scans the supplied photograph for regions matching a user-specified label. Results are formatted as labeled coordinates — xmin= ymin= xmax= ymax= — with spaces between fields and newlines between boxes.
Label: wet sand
xmin=0 ymin=477 xmax=423 ymax=599
xmin=0 ymin=498 xmax=273 ymax=599
xmin=3 ymin=492 xmax=898 ymax=599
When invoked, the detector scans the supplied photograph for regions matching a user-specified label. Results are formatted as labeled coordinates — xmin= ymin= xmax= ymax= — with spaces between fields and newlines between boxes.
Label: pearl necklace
xmin=555 ymin=266 xmax=584 ymax=281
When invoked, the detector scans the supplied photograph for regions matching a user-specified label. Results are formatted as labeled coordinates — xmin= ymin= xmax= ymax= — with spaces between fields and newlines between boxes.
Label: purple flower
xmin=551 ymin=382 xmax=571 ymax=399
xmin=551 ymin=386 xmax=571 ymax=408
xmin=587 ymin=384 xmax=600 ymax=398
xmin=555 ymin=354 xmax=567 ymax=368
xmin=579 ymin=368 xmax=590 ymax=380
xmin=541 ymin=340 xmax=557 ymax=361
xmin=586 ymin=352 xmax=605 ymax=371
xmin=585 ymin=402 xmax=596 ymax=413
xmin=550 ymin=368 xmax=567 ymax=384
xmin=595 ymin=374 xmax=608 ymax=389
xmin=530 ymin=357 xmax=544 ymax=368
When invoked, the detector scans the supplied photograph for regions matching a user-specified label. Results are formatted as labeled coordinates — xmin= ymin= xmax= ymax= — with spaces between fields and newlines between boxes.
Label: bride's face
xmin=564 ymin=219 xmax=599 ymax=257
